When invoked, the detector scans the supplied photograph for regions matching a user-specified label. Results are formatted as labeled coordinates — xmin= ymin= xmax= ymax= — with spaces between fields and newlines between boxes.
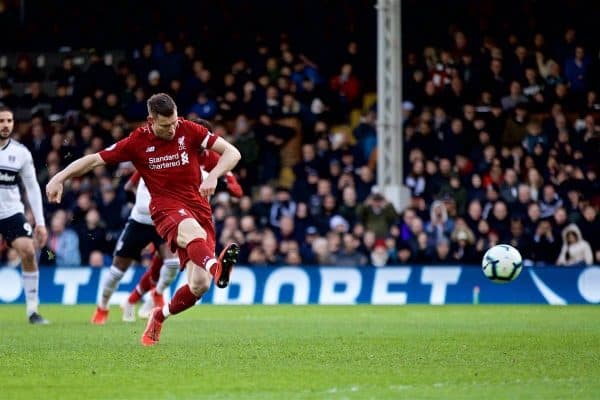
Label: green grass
xmin=0 ymin=305 xmax=599 ymax=399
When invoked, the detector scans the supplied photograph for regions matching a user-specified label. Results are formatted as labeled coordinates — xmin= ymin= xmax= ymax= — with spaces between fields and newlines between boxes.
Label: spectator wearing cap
xmin=356 ymin=192 xmax=399 ymax=239
xmin=329 ymin=215 xmax=350 ymax=234
xmin=369 ymin=239 xmax=389 ymax=267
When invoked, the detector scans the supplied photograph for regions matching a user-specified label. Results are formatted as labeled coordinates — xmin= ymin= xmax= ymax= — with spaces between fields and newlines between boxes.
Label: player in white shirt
xmin=91 ymin=172 xmax=179 ymax=325
xmin=0 ymin=107 xmax=49 ymax=324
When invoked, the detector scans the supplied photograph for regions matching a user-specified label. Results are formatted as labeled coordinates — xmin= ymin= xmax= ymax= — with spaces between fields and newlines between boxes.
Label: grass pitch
xmin=0 ymin=305 xmax=598 ymax=399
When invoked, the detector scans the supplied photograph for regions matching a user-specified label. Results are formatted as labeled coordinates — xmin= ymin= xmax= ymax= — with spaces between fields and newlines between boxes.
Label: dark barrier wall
xmin=0 ymin=266 xmax=599 ymax=305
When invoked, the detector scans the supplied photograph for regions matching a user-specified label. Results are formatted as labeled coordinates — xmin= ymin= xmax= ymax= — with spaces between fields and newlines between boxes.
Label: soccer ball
xmin=481 ymin=244 xmax=523 ymax=283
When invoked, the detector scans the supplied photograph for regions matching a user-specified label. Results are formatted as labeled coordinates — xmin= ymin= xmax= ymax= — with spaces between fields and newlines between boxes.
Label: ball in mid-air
xmin=482 ymin=244 xmax=523 ymax=283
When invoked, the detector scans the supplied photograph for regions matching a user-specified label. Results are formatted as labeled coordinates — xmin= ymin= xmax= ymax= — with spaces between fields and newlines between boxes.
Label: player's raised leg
xmin=141 ymin=217 xmax=239 ymax=345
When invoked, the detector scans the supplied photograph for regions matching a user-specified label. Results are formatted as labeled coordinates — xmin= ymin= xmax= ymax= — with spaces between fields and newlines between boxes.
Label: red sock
xmin=128 ymin=287 xmax=142 ymax=304
xmin=149 ymin=253 xmax=162 ymax=284
xmin=186 ymin=238 xmax=214 ymax=271
xmin=138 ymin=269 xmax=154 ymax=294
xmin=159 ymin=284 xmax=198 ymax=320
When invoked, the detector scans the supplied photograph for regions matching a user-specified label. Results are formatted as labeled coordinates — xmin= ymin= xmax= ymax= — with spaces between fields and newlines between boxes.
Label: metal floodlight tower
xmin=376 ymin=0 xmax=410 ymax=211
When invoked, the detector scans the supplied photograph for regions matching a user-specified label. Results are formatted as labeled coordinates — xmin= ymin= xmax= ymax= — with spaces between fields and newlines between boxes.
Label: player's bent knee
xmin=176 ymin=218 xmax=207 ymax=248
xmin=12 ymin=238 xmax=36 ymax=269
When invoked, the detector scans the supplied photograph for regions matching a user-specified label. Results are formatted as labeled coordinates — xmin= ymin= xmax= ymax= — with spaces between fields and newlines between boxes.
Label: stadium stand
xmin=0 ymin=0 xmax=598 ymax=268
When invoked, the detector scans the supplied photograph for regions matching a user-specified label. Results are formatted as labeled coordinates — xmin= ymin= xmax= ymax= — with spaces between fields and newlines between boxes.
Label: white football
xmin=481 ymin=244 xmax=523 ymax=283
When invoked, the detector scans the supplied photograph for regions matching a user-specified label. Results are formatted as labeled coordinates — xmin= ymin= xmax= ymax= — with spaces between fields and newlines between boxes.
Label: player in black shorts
xmin=0 ymin=107 xmax=49 ymax=324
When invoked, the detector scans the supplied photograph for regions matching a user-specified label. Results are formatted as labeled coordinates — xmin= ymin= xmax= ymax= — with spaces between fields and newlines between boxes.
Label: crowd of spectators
xmin=0 ymin=13 xmax=599 ymax=268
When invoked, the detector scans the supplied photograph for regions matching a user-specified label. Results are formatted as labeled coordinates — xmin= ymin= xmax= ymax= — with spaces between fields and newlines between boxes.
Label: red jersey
xmin=99 ymin=118 xmax=218 ymax=215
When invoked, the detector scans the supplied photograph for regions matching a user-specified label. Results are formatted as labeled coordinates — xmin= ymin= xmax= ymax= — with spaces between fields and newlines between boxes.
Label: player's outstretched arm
xmin=199 ymin=137 xmax=241 ymax=197
xmin=46 ymin=153 xmax=106 ymax=203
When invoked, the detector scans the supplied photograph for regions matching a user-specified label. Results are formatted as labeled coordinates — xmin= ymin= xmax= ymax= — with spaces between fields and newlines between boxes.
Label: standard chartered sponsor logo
xmin=148 ymin=153 xmax=182 ymax=170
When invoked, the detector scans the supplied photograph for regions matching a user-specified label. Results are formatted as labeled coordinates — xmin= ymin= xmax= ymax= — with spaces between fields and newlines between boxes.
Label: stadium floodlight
xmin=376 ymin=0 xmax=411 ymax=211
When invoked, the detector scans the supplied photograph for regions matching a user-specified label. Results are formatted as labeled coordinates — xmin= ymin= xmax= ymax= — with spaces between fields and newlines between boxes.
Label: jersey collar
xmin=0 ymin=139 xmax=11 ymax=151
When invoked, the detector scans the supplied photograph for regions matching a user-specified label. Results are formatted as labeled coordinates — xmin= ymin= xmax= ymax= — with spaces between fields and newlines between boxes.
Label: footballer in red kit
xmin=99 ymin=118 xmax=218 ymax=260
xmin=46 ymin=93 xmax=241 ymax=346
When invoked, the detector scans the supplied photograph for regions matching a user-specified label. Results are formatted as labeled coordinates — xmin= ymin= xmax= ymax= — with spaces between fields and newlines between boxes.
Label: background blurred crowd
xmin=0 ymin=0 xmax=598 ymax=268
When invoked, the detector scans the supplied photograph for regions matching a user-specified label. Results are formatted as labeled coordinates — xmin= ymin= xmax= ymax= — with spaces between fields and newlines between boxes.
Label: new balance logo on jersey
xmin=145 ymin=146 xmax=155 ymax=153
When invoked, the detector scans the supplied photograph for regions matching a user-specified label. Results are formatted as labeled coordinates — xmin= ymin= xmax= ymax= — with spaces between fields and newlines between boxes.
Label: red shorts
xmin=151 ymin=205 xmax=216 ymax=269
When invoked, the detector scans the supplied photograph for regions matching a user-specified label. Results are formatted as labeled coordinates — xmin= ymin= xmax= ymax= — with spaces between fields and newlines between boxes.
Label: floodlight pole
xmin=376 ymin=0 xmax=410 ymax=211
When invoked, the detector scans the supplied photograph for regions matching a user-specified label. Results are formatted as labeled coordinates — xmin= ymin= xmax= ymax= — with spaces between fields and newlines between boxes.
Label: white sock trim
xmin=162 ymin=304 xmax=170 ymax=319
xmin=205 ymin=258 xmax=217 ymax=272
